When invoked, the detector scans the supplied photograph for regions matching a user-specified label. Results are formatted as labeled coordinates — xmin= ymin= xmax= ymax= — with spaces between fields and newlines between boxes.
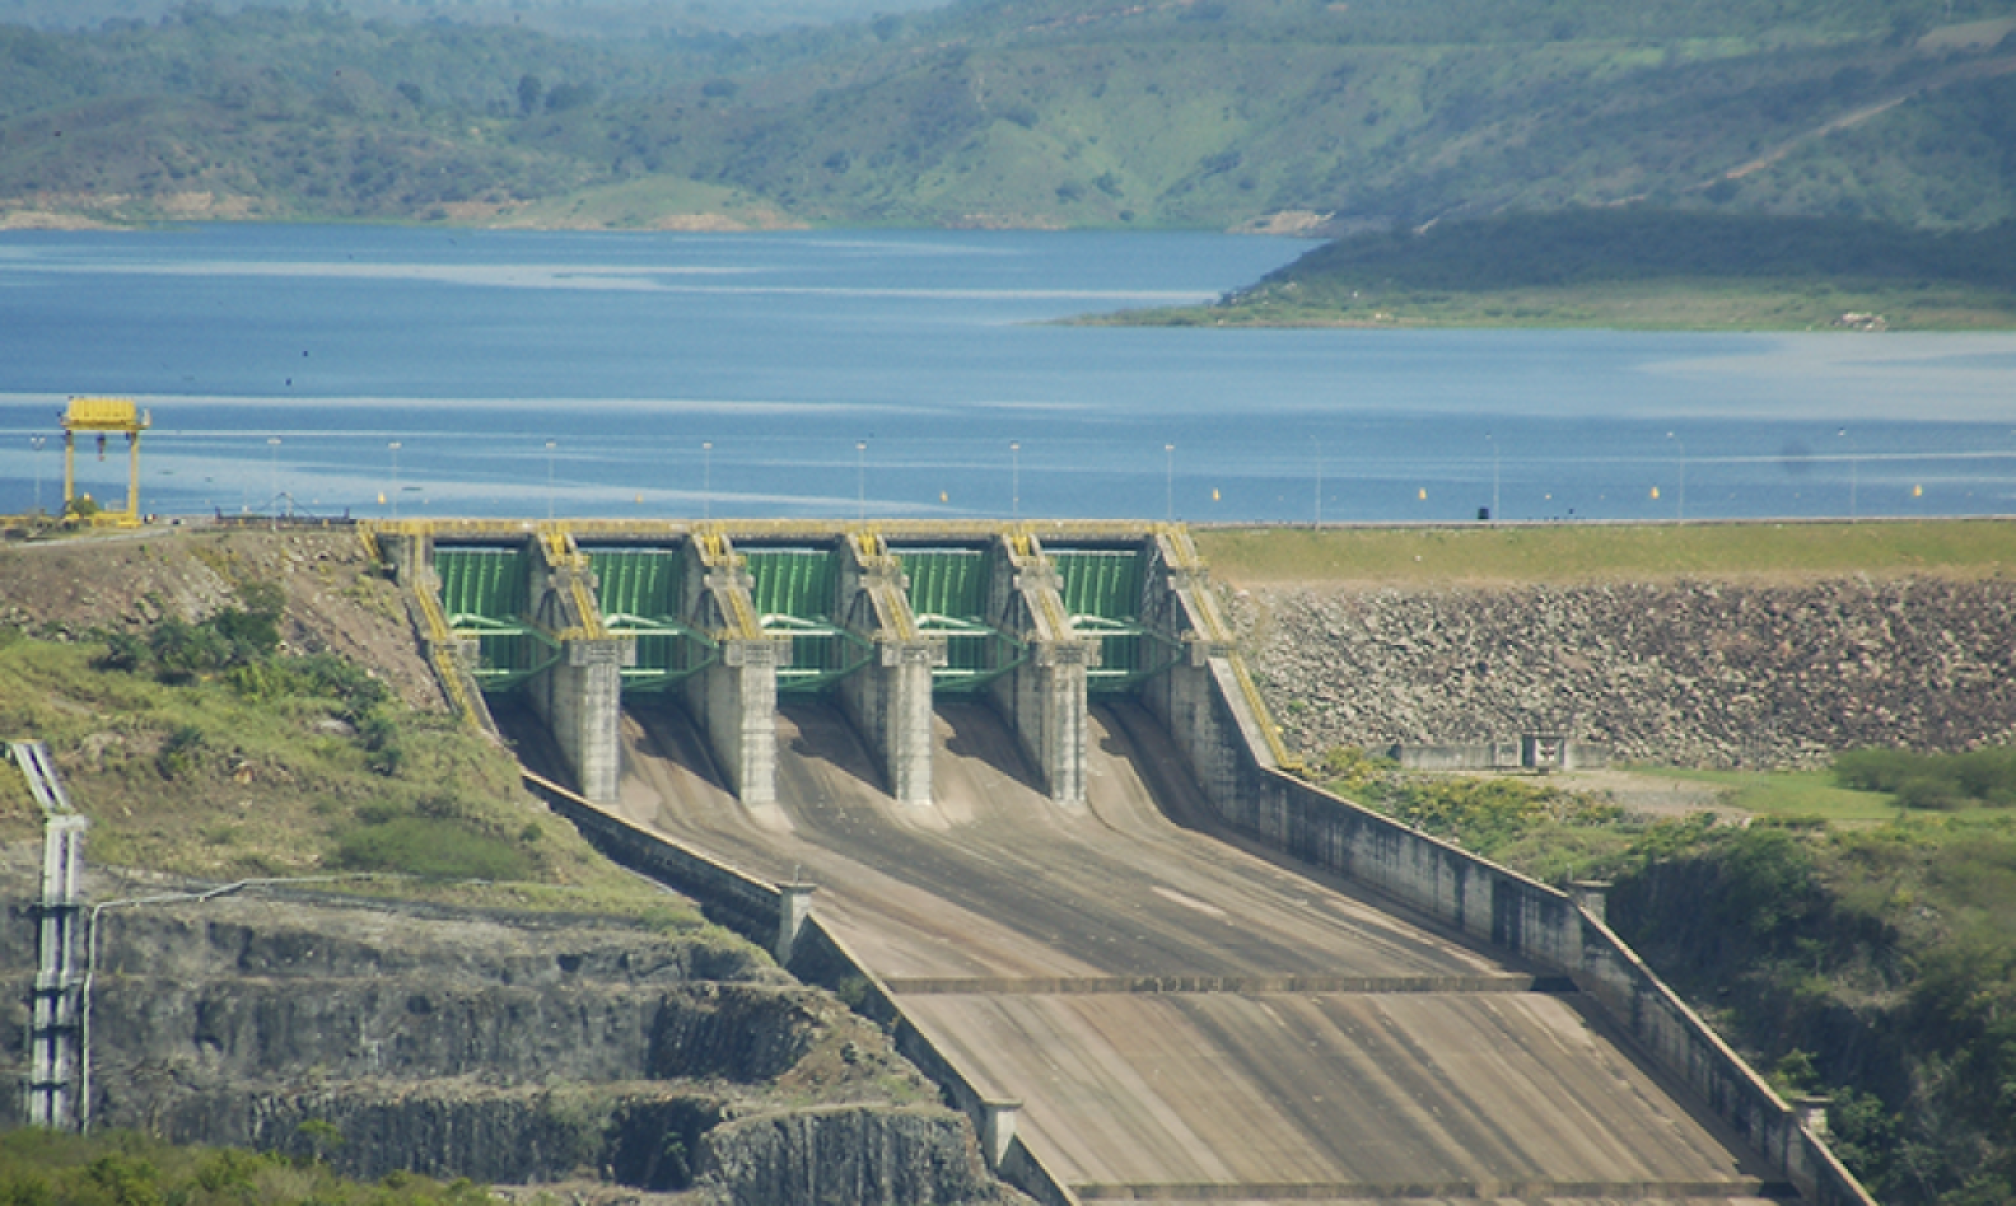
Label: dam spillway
xmin=374 ymin=519 xmax=1209 ymax=813
xmin=373 ymin=518 xmax=1871 ymax=1206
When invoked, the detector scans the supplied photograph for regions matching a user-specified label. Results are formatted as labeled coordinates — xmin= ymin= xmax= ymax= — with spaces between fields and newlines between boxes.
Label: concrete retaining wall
xmin=1143 ymin=643 xmax=1876 ymax=1206
xmin=521 ymin=771 xmax=1078 ymax=1206
xmin=1389 ymin=741 xmax=1609 ymax=771
xmin=526 ymin=771 xmax=783 ymax=947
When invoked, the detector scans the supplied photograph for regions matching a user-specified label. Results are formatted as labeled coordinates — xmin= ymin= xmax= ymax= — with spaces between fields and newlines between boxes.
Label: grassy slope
xmin=1194 ymin=517 xmax=2016 ymax=585
xmin=1103 ymin=208 xmax=2016 ymax=330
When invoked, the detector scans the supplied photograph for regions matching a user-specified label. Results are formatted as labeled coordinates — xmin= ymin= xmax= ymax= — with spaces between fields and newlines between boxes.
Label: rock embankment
xmin=0 ymin=852 xmax=1014 ymax=1205
xmin=1242 ymin=575 xmax=2016 ymax=767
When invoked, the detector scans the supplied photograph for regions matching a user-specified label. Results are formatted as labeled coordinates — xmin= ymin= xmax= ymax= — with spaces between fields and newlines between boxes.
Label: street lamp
xmin=29 ymin=436 xmax=45 ymax=518
xmin=702 ymin=441 xmax=713 ymax=521
xmin=1665 ymin=431 xmax=1685 ymax=522
xmin=856 ymin=440 xmax=867 ymax=523
xmin=545 ymin=440 xmax=557 ymax=520
xmin=1164 ymin=443 xmax=1175 ymax=523
xmin=1010 ymin=441 xmax=1021 ymax=520
xmin=1486 ymin=432 xmax=1499 ymax=522
xmin=267 ymin=437 xmax=282 ymax=529
xmin=1313 ymin=437 xmax=1324 ymax=529
xmin=388 ymin=441 xmax=402 ymax=520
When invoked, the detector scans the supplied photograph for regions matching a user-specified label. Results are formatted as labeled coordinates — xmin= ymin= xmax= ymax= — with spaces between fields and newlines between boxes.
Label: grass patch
xmin=1195 ymin=518 xmax=2016 ymax=585
xmin=1625 ymin=765 xmax=1901 ymax=823
xmin=0 ymin=1127 xmax=494 ymax=1206
xmin=1110 ymin=211 xmax=2016 ymax=332
xmin=0 ymin=628 xmax=682 ymax=920
xmin=1305 ymin=738 xmax=2016 ymax=1201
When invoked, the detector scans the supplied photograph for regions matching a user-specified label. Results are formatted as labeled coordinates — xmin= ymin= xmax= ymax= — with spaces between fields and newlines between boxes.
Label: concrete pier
xmin=681 ymin=534 xmax=781 ymax=806
xmin=985 ymin=533 xmax=1093 ymax=809
xmin=525 ymin=531 xmax=632 ymax=804
xmin=836 ymin=534 xmax=939 ymax=807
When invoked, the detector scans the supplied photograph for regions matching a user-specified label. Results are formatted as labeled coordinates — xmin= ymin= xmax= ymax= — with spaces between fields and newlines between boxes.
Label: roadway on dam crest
xmin=611 ymin=698 xmax=1787 ymax=1205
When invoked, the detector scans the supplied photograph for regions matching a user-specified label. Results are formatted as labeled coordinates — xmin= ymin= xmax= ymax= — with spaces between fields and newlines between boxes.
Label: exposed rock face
xmin=699 ymin=1107 xmax=1001 ymax=1206
xmin=0 ymin=853 xmax=1012 ymax=1205
xmin=1243 ymin=576 xmax=2016 ymax=767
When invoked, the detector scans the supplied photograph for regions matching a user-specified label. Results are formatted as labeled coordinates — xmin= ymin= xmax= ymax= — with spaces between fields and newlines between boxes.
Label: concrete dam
xmin=372 ymin=519 xmax=1873 ymax=1206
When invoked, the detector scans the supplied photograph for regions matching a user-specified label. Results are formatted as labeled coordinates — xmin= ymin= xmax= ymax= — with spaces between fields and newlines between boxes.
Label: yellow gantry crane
xmin=61 ymin=396 xmax=150 ymax=527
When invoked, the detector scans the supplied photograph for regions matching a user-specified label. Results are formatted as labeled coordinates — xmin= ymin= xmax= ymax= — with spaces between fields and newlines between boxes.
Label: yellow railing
xmin=536 ymin=524 xmax=609 ymax=641
xmin=1231 ymin=655 xmax=1302 ymax=774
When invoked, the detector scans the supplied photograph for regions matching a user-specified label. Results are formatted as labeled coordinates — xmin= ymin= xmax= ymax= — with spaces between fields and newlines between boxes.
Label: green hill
xmin=3 ymin=0 xmax=2015 ymax=233
xmin=1100 ymin=207 xmax=2016 ymax=328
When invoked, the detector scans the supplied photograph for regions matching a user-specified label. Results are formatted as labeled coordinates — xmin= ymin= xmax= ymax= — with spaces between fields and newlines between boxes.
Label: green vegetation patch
xmin=1628 ymin=765 xmax=1898 ymax=823
xmin=0 ymin=604 xmax=679 ymax=917
xmin=1112 ymin=210 xmax=2016 ymax=330
xmin=1308 ymin=741 xmax=2016 ymax=1203
xmin=0 ymin=1128 xmax=493 ymax=1206
xmin=1194 ymin=518 xmax=2016 ymax=585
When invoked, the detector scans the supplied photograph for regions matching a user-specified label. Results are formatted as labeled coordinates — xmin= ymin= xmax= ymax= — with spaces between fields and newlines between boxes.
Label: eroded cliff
xmin=0 ymin=849 xmax=1016 ymax=1205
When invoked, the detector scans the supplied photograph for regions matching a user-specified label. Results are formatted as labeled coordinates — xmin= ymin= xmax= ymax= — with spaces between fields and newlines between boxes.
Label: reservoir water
xmin=2 ymin=224 xmax=2013 ymax=525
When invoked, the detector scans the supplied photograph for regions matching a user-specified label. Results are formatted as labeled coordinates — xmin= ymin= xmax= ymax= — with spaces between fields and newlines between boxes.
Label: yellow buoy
xmin=1417 ymin=487 xmax=1427 ymax=500
xmin=1650 ymin=486 xmax=1660 ymax=499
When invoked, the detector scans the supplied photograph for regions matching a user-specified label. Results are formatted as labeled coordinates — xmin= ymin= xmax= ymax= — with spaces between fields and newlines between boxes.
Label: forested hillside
xmin=2 ymin=0 xmax=2013 ymax=231
xmin=0 ymin=0 xmax=937 ymax=38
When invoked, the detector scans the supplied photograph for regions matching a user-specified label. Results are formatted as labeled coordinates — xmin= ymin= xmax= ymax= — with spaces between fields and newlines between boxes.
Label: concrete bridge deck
xmin=603 ymin=697 xmax=1787 ymax=1206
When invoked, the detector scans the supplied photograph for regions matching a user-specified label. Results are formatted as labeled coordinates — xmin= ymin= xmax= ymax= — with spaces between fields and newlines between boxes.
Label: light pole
xmin=388 ymin=441 xmax=402 ymax=520
xmin=545 ymin=440 xmax=557 ymax=520
xmin=1666 ymin=431 xmax=1685 ymax=522
xmin=855 ymin=440 xmax=867 ymax=523
xmin=1010 ymin=440 xmax=1021 ymax=520
xmin=1486 ymin=432 xmax=1499 ymax=522
xmin=702 ymin=441 xmax=713 ymax=521
xmin=29 ymin=435 xmax=45 ymax=518
xmin=267 ymin=437 xmax=281 ymax=529
xmin=1313 ymin=438 xmax=1324 ymax=529
xmin=1838 ymin=428 xmax=1857 ymax=520
xmin=1164 ymin=443 xmax=1175 ymax=523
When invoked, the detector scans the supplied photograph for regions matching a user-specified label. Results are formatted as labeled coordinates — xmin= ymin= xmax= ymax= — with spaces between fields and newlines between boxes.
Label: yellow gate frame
xmin=62 ymin=397 xmax=150 ymax=527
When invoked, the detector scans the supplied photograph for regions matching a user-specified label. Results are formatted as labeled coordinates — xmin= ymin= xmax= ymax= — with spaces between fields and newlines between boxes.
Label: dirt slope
xmin=0 ymin=522 xmax=440 ymax=711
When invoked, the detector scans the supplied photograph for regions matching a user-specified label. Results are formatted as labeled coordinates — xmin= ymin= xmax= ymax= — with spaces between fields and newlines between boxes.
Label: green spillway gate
xmin=1049 ymin=548 xmax=1183 ymax=692
xmin=897 ymin=547 xmax=1025 ymax=693
xmin=743 ymin=547 xmax=872 ymax=693
xmin=584 ymin=546 xmax=716 ymax=690
xmin=433 ymin=545 xmax=557 ymax=691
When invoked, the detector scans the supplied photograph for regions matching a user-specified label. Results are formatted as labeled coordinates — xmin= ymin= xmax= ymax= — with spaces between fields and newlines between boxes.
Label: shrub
xmin=1897 ymin=775 xmax=1966 ymax=811
xmin=330 ymin=816 xmax=532 ymax=881
xmin=155 ymin=726 xmax=206 ymax=780
xmin=1835 ymin=744 xmax=2016 ymax=810
xmin=1711 ymin=825 xmax=1820 ymax=941
xmin=149 ymin=619 xmax=233 ymax=681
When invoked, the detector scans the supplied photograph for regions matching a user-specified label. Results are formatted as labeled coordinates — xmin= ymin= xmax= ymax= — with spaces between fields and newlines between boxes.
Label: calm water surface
xmin=3 ymin=225 xmax=2013 ymax=524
